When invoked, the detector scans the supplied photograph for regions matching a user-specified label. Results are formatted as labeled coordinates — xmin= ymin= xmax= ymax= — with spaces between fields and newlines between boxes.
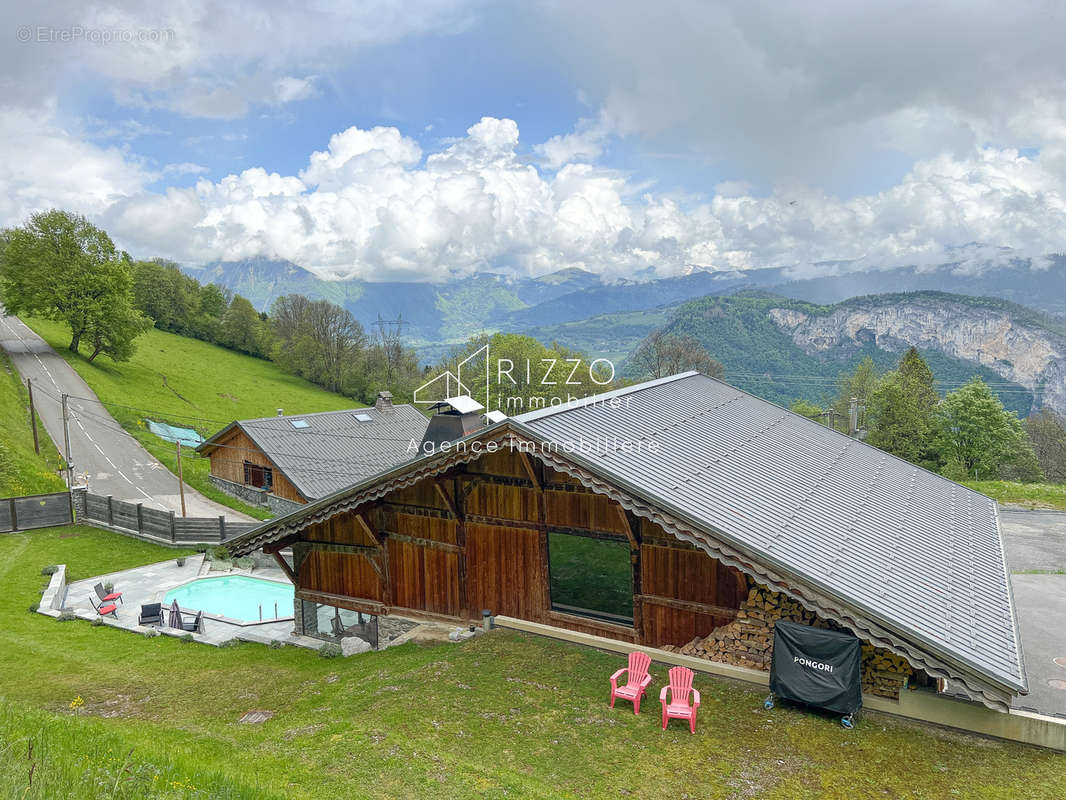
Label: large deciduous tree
xmin=0 ymin=210 xmax=147 ymax=360
xmin=935 ymin=377 xmax=1041 ymax=481
xmin=1023 ymin=408 xmax=1066 ymax=483
xmin=631 ymin=329 xmax=724 ymax=380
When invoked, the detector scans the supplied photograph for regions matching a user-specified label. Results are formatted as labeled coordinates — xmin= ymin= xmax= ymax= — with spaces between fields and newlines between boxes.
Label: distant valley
xmin=187 ymin=256 xmax=1066 ymax=415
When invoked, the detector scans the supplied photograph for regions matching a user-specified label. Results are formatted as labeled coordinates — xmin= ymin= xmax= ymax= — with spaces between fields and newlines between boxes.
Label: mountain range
xmin=186 ymin=255 xmax=1066 ymax=415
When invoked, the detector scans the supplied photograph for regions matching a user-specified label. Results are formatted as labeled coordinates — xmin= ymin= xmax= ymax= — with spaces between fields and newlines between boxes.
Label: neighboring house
xmin=196 ymin=392 xmax=428 ymax=514
xmin=227 ymin=373 xmax=1026 ymax=710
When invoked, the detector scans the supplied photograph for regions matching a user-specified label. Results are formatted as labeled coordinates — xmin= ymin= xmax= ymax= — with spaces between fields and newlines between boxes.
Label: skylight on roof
xmin=290 ymin=419 xmax=310 ymax=429
xmin=353 ymin=412 xmax=373 ymax=423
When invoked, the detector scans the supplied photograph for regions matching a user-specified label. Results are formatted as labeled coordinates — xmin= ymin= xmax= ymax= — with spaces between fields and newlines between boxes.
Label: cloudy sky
xmin=3 ymin=0 xmax=1066 ymax=281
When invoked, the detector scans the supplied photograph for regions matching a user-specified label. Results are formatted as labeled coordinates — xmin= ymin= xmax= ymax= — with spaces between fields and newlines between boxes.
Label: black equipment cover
xmin=769 ymin=620 xmax=863 ymax=715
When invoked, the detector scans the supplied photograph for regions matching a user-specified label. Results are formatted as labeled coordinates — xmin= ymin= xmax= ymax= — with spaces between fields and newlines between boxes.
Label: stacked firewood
xmin=659 ymin=585 xmax=911 ymax=698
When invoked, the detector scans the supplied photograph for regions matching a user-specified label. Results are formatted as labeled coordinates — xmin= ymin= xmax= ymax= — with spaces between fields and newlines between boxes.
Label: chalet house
xmin=196 ymin=392 xmax=428 ymax=514
xmin=226 ymin=373 xmax=1027 ymax=710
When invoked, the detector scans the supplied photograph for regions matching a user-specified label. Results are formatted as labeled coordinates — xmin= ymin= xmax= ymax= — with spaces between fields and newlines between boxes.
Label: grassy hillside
xmin=963 ymin=480 xmax=1066 ymax=510
xmin=658 ymin=292 xmax=1036 ymax=414
xmin=3 ymin=526 xmax=1064 ymax=798
xmin=23 ymin=318 xmax=359 ymax=517
xmin=529 ymin=305 xmax=680 ymax=366
xmin=0 ymin=350 xmax=66 ymax=497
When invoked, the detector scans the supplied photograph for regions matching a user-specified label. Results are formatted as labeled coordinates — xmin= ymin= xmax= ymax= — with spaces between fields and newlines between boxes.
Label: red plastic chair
xmin=89 ymin=595 xmax=118 ymax=618
xmin=609 ymin=651 xmax=653 ymax=714
xmin=660 ymin=666 xmax=700 ymax=733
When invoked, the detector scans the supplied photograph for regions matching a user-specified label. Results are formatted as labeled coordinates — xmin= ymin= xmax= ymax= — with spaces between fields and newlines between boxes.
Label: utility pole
xmin=26 ymin=378 xmax=39 ymax=455
xmin=175 ymin=440 xmax=187 ymax=518
xmin=61 ymin=393 xmax=73 ymax=487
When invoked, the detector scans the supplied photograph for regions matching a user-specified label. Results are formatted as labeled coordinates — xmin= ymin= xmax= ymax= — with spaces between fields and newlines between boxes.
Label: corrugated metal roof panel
xmin=518 ymin=372 xmax=1025 ymax=694
xmin=235 ymin=405 xmax=427 ymax=500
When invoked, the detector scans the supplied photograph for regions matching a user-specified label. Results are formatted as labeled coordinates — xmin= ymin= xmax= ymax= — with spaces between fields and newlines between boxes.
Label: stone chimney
xmin=277 ymin=408 xmax=284 ymax=417
xmin=375 ymin=391 xmax=394 ymax=414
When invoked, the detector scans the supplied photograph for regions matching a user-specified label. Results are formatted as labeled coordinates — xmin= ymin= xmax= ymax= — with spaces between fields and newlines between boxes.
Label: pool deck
xmin=62 ymin=554 xmax=305 ymax=647
xmin=53 ymin=554 xmax=459 ymax=651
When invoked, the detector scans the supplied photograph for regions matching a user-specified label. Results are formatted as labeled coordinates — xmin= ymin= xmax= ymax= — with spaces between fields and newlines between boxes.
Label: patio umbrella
xmin=169 ymin=599 xmax=183 ymax=629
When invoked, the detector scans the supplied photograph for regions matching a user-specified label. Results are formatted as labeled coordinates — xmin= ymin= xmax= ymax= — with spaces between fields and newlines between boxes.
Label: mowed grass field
xmin=23 ymin=318 xmax=362 ymax=517
xmin=0 ymin=349 xmax=65 ymax=497
xmin=963 ymin=480 xmax=1066 ymax=511
xmin=2 ymin=526 xmax=1065 ymax=799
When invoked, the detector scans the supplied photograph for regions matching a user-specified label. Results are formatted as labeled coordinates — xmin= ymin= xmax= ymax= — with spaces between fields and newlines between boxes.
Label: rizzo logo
xmin=794 ymin=656 xmax=834 ymax=673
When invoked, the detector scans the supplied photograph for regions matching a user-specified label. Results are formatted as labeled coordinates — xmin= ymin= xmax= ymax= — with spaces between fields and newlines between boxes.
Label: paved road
xmin=0 ymin=312 xmax=251 ymax=521
xmin=999 ymin=508 xmax=1066 ymax=715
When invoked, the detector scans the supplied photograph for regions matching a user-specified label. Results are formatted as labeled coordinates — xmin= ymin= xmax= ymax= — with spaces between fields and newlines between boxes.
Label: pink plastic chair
xmin=609 ymin=651 xmax=653 ymax=714
xmin=660 ymin=666 xmax=700 ymax=733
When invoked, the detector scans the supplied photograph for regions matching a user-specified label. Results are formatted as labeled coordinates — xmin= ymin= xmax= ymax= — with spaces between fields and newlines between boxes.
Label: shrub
xmin=268 ymin=639 xmax=285 ymax=650
xmin=211 ymin=546 xmax=231 ymax=562
xmin=28 ymin=602 xmax=39 ymax=613
xmin=319 ymin=643 xmax=342 ymax=659
xmin=56 ymin=611 xmax=76 ymax=622
xmin=180 ymin=633 xmax=194 ymax=644
xmin=234 ymin=556 xmax=254 ymax=570
xmin=176 ymin=557 xmax=186 ymax=567
xmin=143 ymin=628 xmax=160 ymax=638
xmin=103 ymin=582 xmax=114 ymax=593
xmin=218 ymin=638 xmax=241 ymax=648
xmin=91 ymin=616 xmax=104 ymax=627
xmin=41 ymin=565 xmax=58 ymax=576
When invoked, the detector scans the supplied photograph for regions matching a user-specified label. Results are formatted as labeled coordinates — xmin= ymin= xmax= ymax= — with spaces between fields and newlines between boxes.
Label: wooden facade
xmin=272 ymin=447 xmax=748 ymax=648
xmin=205 ymin=427 xmax=306 ymax=503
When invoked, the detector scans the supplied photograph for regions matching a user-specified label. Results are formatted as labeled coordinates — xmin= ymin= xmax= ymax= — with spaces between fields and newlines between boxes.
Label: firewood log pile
xmin=658 ymin=585 xmax=912 ymax=698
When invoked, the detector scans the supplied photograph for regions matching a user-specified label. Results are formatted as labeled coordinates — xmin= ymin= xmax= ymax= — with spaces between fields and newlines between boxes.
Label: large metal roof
xmin=517 ymin=372 xmax=1026 ymax=700
xmin=198 ymin=405 xmax=427 ymax=500
xmin=226 ymin=372 xmax=1025 ymax=705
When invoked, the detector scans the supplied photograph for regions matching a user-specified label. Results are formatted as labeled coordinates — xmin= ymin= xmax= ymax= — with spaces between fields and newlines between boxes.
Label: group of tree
xmin=0 ymin=210 xmax=150 ymax=362
xmin=630 ymin=329 xmax=724 ymax=380
xmin=796 ymin=348 xmax=1054 ymax=483
xmin=0 ymin=209 xmax=426 ymax=405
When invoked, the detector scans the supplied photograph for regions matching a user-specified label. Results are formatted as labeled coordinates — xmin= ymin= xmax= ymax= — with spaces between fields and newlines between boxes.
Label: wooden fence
xmin=0 ymin=492 xmax=73 ymax=533
xmin=80 ymin=492 xmax=259 ymax=545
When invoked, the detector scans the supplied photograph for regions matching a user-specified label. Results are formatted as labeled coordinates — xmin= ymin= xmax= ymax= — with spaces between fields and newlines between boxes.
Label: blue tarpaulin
xmin=147 ymin=420 xmax=203 ymax=447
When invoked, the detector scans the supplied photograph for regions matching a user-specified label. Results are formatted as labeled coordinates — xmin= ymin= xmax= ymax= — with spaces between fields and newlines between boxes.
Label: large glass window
xmin=548 ymin=532 xmax=633 ymax=624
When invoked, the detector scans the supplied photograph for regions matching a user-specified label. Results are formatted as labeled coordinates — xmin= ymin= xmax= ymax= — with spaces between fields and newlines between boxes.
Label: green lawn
xmin=963 ymin=480 xmax=1066 ymax=511
xmin=1 ymin=526 xmax=1064 ymax=799
xmin=0 ymin=349 xmax=66 ymax=497
xmin=22 ymin=318 xmax=360 ymax=518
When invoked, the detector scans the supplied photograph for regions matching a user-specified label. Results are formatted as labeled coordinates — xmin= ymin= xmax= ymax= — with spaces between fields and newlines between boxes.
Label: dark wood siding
xmin=207 ymin=427 xmax=305 ymax=503
xmin=290 ymin=448 xmax=747 ymax=646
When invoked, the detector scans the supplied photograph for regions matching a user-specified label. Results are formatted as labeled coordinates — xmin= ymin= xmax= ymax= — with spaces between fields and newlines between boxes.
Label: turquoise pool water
xmin=164 ymin=576 xmax=294 ymax=622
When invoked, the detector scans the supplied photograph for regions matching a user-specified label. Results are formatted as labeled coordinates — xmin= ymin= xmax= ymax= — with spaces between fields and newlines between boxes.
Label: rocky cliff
xmin=769 ymin=293 xmax=1066 ymax=416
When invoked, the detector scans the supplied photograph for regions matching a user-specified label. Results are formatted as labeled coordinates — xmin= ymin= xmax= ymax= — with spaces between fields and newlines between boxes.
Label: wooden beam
xmin=518 ymin=450 xmax=543 ymax=491
xmin=296 ymin=589 xmax=386 ymax=617
xmin=366 ymin=552 xmax=385 ymax=580
xmin=262 ymin=534 xmax=299 ymax=554
xmin=355 ymin=512 xmax=382 ymax=548
xmin=303 ymin=540 xmax=380 ymax=557
xmin=614 ymin=502 xmax=638 ymax=549
xmin=434 ymin=481 xmax=459 ymax=518
xmin=636 ymin=593 xmax=740 ymax=620
xmin=453 ymin=476 xmax=469 ymax=620
xmin=270 ymin=550 xmax=297 ymax=584
xmin=387 ymin=532 xmax=463 ymax=554
xmin=375 ymin=506 xmax=393 ymax=608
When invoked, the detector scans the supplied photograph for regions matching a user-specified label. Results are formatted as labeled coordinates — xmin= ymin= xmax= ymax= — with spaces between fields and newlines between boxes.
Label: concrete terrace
xmin=61 ymin=554 xmax=300 ymax=646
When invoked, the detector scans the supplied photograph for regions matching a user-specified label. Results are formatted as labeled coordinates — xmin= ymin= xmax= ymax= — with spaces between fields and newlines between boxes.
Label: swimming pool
xmin=163 ymin=575 xmax=294 ymax=623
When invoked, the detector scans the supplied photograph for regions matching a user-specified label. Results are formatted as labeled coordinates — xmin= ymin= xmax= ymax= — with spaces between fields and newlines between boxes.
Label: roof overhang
xmin=226 ymin=420 xmax=1025 ymax=708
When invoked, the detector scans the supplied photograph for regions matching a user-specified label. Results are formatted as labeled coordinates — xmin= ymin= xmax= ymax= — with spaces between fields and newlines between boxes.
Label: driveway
xmin=0 ymin=311 xmax=251 ymax=521
xmin=999 ymin=508 xmax=1066 ymax=716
